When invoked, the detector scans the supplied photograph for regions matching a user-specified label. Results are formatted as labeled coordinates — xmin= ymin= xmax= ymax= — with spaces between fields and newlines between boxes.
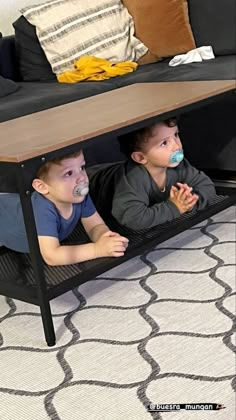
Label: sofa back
xmin=0 ymin=36 xmax=19 ymax=81
xmin=188 ymin=0 xmax=236 ymax=56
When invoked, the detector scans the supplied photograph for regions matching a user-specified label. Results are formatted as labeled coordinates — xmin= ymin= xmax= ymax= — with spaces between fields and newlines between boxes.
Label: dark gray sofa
xmin=0 ymin=0 xmax=236 ymax=173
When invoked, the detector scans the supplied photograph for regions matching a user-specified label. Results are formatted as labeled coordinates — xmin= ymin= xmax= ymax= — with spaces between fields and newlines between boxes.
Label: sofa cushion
xmin=188 ymin=0 xmax=236 ymax=55
xmin=12 ymin=16 xmax=56 ymax=81
xmin=87 ymin=162 xmax=125 ymax=218
xmin=0 ymin=78 xmax=118 ymax=123
xmin=0 ymin=36 xmax=19 ymax=81
xmin=1 ymin=55 xmax=235 ymax=124
xmin=0 ymin=75 xmax=19 ymax=98
xmin=123 ymin=0 xmax=196 ymax=62
xmin=102 ymin=55 xmax=236 ymax=89
xmin=20 ymin=0 xmax=148 ymax=75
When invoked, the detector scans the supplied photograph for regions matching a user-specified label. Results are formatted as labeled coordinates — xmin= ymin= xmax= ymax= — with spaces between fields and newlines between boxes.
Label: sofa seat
xmin=0 ymin=78 xmax=116 ymax=123
xmin=112 ymin=55 xmax=236 ymax=87
xmin=0 ymin=55 xmax=235 ymax=124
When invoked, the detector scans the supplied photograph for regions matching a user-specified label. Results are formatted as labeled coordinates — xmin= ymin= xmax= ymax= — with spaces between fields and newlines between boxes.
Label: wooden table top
xmin=0 ymin=80 xmax=235 ymax=163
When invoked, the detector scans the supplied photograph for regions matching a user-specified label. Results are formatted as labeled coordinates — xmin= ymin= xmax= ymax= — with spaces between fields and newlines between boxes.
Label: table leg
xmin=18 ymin=178 xmax=55 ymax=346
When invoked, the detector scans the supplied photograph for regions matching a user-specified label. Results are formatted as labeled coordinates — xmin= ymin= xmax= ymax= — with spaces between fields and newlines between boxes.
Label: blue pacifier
xmin=73 ymin=183 xmax=89 ymax=197
xmin=169 ymin=149 xmax=184 ymax=164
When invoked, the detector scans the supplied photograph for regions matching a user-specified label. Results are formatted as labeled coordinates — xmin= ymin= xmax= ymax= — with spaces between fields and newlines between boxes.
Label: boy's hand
xmin=94 ymin=231 xmax=129 ymax=258
xmin=176 ymin=182 xmax=193 ymax=195
xmin=169 ymin=184 xmax=199 ymax=214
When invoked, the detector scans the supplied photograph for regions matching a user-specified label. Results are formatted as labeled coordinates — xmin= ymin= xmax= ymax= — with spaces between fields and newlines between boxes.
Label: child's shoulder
xmin=124 ymin=161 xmax=152 ymax=188
xmin=32 ymin=191 xmax=50 ymax=205
xmin=31 ymin=192 xmax=58 ymax=214
xmin=125 ymin=160 xmax=147 ymax=175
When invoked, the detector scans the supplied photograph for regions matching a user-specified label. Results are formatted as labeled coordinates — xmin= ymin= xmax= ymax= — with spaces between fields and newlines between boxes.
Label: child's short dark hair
xmin=36 ymin=150 xmax=82 ymax=181
xmin=118 ymin=118 xmax=177 ymax=159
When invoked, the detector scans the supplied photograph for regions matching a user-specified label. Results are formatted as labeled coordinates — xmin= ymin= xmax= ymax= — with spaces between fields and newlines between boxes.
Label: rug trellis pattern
xmin=0 ymin=206 xmax=235 ymax=420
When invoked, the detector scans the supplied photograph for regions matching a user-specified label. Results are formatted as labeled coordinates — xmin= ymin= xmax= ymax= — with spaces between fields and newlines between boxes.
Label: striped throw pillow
xmin=20 ymin=0 xmax=148 ymax=75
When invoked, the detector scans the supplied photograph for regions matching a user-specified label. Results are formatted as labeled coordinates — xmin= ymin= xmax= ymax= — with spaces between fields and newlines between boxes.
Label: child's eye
xmin=175 ymin=132 xmax=179 ymax=138
xmin=65 ymin=170 xmax=73 ymax=177
xmin=160 ymin=140 xmax=168 ymax=147
xmin=81 ymin=165 xmax=86 ymax=171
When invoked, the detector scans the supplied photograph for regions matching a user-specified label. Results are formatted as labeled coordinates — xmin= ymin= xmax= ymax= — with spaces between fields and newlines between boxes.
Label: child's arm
xmin=38 ymin=236 xmax=98 ymax=266
xmin=38 ymin=233 xmax=128 ymax=266
xmin=81 ymin=211 xmax=129 ymax=257
xmin=179 ymin=160 xmax=216 ymax=209
xmin=112 ymin=186 xmax=182 ymax=230
xmin=112 ymin=166 xmax=186 ymax=230
xmin=37 ymin=211 xmax=128 ymax=266
xmin=81 ymin=211 xmax=111 ymax=241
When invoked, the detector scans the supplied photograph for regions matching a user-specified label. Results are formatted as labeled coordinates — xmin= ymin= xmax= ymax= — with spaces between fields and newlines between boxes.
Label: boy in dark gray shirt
xmin=111 ymin=118 xmax=216 ymax=230
xmin=89 ymin=118 xmax=216 ymax=231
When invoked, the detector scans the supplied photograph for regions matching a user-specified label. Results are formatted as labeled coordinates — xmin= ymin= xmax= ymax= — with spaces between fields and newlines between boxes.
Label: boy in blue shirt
xmin=0 ymin=150 xmax=128 ymax=265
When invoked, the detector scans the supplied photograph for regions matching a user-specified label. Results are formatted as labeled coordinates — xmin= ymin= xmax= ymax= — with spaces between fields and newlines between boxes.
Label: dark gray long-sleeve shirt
xmin=111 ymin=159 xmax=216 ymax=230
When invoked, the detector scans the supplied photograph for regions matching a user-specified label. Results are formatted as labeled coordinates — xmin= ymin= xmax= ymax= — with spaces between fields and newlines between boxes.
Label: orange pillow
xmin=123 ymin=0 xmax=196 ymax=64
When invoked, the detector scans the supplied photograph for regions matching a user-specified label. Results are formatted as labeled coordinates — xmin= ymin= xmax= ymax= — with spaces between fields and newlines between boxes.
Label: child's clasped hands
xmin=169 ymin=182 xmax=199 ymax=214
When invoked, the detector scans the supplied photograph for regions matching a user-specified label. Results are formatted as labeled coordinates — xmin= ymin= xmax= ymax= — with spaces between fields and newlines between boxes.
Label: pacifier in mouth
xmin=169 ymin=149 xmax=184 ymax=164
xmin=72 ymin=183 xmax=89 ymax=197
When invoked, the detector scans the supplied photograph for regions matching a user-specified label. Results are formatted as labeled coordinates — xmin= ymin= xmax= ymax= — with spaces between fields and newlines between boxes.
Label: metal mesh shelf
xmin=0 ymin=187 xmax=235 ymax=303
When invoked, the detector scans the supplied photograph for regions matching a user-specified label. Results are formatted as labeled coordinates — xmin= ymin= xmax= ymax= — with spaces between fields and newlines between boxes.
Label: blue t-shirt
xmin=0 ymin=192 xmax=96 ymax=253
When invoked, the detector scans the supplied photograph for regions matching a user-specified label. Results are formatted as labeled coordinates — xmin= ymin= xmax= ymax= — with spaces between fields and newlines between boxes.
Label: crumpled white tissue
xmin=169 ymin=46 xmax=215 ymax=67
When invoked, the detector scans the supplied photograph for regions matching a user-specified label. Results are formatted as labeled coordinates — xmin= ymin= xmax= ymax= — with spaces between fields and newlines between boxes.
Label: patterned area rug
xmin=0 ymin=206 xmax=235 ymax=420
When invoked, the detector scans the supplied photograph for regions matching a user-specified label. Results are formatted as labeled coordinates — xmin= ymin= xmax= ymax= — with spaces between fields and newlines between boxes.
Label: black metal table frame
xmin=0 ymin=89 xmax=235 ymax=346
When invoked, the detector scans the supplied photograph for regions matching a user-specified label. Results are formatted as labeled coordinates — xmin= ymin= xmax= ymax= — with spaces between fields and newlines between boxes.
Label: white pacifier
xmin=72 ymin=183 xmax=89 ymax=197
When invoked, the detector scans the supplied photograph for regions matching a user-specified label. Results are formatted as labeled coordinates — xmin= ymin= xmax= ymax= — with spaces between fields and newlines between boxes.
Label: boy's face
xmin=132 ymin=123 xmax=183 ymax=169
xmin=41 ymin=152 xmax=89 ymax=204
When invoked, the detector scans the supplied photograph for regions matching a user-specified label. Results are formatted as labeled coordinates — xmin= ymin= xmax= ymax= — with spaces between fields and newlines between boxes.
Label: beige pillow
xmin=20 ymin=0 xmax=148 ymax=74
xmin=123 ymin=0 xmax=196 ymax=64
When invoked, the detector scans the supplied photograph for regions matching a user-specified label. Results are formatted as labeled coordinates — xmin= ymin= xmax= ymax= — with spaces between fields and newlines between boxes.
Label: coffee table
xmin=0 ymin=81 xmax=235 ymax=345
xmin=0 ymin=81 xmax=235 ymax=162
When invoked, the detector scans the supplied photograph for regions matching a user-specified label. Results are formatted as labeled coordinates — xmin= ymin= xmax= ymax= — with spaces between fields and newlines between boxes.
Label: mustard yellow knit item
xmin=57 ymin=56 xmax=137 ymax=83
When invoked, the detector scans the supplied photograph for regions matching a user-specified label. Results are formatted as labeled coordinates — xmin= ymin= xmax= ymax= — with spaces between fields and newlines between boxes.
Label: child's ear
xmin=131 ymin=151 xmax=147 ymax=165
xmin=32 ymin=178 xmax=49 ymax=195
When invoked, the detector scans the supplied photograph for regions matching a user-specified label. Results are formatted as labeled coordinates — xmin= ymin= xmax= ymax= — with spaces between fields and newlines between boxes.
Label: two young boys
xmin=0 ymin=118 xmax=216 ymax=265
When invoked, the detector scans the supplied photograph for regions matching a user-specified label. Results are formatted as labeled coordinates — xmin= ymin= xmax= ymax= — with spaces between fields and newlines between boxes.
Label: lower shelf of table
xmin=0 ymin=185 xmax=235 ymax=305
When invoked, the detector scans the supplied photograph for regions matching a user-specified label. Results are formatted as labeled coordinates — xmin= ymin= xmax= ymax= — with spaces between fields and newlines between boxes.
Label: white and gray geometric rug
xmin=0 ymin=206 xmax=235 ymax=420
